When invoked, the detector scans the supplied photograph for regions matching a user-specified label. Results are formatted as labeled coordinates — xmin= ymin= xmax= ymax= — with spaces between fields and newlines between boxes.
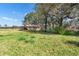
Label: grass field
xmin=0 ymin=29 xmax=79 ymax=56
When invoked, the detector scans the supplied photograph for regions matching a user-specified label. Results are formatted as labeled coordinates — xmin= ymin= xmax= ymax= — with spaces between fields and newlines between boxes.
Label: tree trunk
xmin=44 ymin=17 xmax=48 ymax=32
xmin=59 ymin=17 xmax=63 ymax=27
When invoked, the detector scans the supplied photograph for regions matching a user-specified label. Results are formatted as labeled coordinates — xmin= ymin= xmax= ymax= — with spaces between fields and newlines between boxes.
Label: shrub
xmin=25 ymin=38 xmax=35 ymax=43
xmin=18 ymin=36 xmax=26 ymax=41
xmin=18 ymin=35 xmax=35 ymax=43
xmin=64 ymin=30 xmax=79 ymax=36
xmin=30 ymin=36 xmax=35 ymax=38
xmin=54 ymin=26 xmax=66 ymax=35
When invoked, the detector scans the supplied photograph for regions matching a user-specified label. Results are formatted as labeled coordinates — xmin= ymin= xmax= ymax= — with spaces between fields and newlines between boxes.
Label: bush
xmin=64 ymin=30 xmax=79 ymax=36
xmin=54 ymin=26 xmax=66 ymax=35
xmin=18 ymin=35 xmax=35 ymax=43
xmin=18 ymin=36 xmax=26 ymax=41
xmin=25 ymin=38 xmax=35 ymax=43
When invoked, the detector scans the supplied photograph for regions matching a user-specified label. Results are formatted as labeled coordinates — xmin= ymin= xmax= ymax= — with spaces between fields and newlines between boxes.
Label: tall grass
xmin=0 ymin=29 xmax=79 ymax=55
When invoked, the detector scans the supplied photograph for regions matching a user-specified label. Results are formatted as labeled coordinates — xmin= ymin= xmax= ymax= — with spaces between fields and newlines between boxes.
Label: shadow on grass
xmin=23 ymin=30 xmax=79 ymax=36
xmin=65 ymin=41 xmax=79 ymax=47
xmin=63 ymin=31 xmax=79 ymax=36
xmin=0 ymin=34 xmax=13 ymax=37
xmin=24 ymin=30 xmax=58 ymax=35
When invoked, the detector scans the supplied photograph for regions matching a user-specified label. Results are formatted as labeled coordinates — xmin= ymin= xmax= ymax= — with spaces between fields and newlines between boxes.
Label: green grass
xmin=0 ymin=29 xmax=79 ymax=56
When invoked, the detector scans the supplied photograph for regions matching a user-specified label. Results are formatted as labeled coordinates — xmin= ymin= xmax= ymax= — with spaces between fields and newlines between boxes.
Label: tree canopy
xmin=23 ymin=3 xmax=79 ymax=33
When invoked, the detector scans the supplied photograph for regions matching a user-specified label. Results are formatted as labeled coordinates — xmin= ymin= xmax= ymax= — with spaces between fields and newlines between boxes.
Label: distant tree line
xmin=0 ymin=24 xmax=23 ymax=29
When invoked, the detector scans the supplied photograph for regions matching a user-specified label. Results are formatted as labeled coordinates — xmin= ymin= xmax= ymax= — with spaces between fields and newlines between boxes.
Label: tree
xmin=23 ymin=12 xmax=39 ymax=30
xmin=4 ymin=24 xmax=7 ymax=28
xmin=23 ymin=3 xmax=79 ymax=32
xmin=0 ymin=24 xmax=1 ymax=27
xmin=35 ymin=3 xmax=58 ymax=32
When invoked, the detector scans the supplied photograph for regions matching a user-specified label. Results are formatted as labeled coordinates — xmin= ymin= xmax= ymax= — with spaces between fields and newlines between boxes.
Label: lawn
xmin=0 ymin=29 xmax=79 ymax=56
